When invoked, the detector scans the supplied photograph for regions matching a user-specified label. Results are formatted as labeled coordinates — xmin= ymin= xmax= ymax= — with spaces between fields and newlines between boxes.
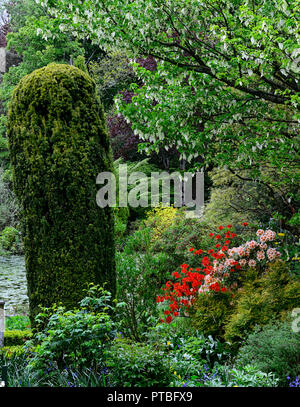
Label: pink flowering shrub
xmin=226 ymin=229 xmax=281 ymax=270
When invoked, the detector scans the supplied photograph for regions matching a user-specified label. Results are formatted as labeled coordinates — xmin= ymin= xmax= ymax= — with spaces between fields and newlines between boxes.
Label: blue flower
xmin=288 ymin=376 xmax=300 ymax=387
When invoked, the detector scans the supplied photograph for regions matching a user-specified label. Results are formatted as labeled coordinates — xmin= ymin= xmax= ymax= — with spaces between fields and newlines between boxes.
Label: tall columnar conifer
xmin=7 ymin=63 xmax=115 ymax=325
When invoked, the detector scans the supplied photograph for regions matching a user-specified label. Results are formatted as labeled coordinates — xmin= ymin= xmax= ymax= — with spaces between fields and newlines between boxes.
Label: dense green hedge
xmin=7 ymin=63 xmax=116 ymax=325
xmin=0 ymin=345 xmax=24 ymax=358
xmin=4 ymin=330 xmax=32 ymax=346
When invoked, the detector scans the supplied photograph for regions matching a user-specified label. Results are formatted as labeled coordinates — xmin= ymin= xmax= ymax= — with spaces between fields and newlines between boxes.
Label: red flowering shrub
xmin=157 ymin=224 xmax=281 ymax=323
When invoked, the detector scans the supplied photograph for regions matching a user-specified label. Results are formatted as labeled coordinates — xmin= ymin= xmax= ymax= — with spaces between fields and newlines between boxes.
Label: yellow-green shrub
xmin=224 ymin=260 xmax=300 ymax=344
xmin=4 ymin=330 xmax=32 ymax=346
xmin=188 ymin=260 xmax=300 ymax=345
xmin=144 ymin=205 xmax=183 ymax=243
xmin=189 ymin=291 xmax=234 ymax=339
xmin=0 ymin=345 xmax=24 ymax=358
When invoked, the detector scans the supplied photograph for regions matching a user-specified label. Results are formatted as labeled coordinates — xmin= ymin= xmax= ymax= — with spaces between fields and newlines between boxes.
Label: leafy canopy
xmin=37 ymin=0 xmax=299 ymax=168
xmin=35 ymin=0 xmax=300 ymax=220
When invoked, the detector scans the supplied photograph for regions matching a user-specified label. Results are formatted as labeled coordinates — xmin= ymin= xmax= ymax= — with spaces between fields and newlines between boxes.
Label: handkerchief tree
xmin=38 ymin=0 xmax=300 ymax=226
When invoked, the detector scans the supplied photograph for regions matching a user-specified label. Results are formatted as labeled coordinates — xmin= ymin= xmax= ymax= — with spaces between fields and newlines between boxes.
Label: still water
xmin=0 ymin=255 xmax=29 ymax=314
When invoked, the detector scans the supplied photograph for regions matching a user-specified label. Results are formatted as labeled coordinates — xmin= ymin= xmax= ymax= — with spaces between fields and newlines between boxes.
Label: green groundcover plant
xmin=235 ymin=319 xmax=300 ymax=386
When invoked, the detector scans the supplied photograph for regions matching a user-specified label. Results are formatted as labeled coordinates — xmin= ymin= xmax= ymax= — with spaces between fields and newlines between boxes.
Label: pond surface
xmin=0 ymin=255 xmax=29 ymax=315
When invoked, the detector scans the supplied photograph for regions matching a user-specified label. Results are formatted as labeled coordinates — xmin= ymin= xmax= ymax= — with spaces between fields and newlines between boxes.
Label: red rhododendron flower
xmin=227 ymin=224 xmax=232 ymax=228
xmin=166 ymin=315 xmax=173 ymax=323
xmin=209 ymin=233 xmax=214 ymax=237
xmin=170 ymin=302 xmax=178 ymax=311
xmin=219 ymin=226 xmax=223 ymax=230
xmin=216 ymin=234 xmax=221 ymax=239
xmin=243 ymin=222 xmax=248 ymax=226
xmin=209 ymin=282 xmax=220 ymax=292
xmin=202 ymin=256 xmax=210 ymax=266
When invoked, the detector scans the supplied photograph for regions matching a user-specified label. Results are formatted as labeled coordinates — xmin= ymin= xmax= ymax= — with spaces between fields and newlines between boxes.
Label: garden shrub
xmin=157 ymin=223 xmax=299 ymax=344
xmin=0 ymin=120 xmax=10 ymax=167
xmin=89 ymin=50 xmax=136 ymax=110
xmin=145 ymin=317 xmax=198 ymax=350
xmin=106 ymin=338 xmax=171 ymax=387
xmin=0 ymin=226 xmax=22 ymax=254
xmin=150 ymin=216 xmax=215 ymax=270
xmin=204 ymin=364 xmax=279 ymax=387
xmin=204 ymin=167 xmax=298 ymax=228
xmin=122 ymin=226 xmax=152 ymax=254
xmin=114 ymin=207 xmax=130 ymax=249
xmin=26 ymin=287 xmax=116 ymax=377
xmin=7 ymin=63 xmax=115 ymax=324
xmin=143 ymin=205 xmax=183 ymax=243
xmin=189 ymin=291 xmax=234 ymax=340
xmin=266 ymin=224 xmax=300 ymax=276
xmin=115 ymin=248 xmax=172 ymax=341
xmin=74 ymin=55 xmax=88 ymax=74
xmin=113 ymin=158 xmax=163 ymax=220
xmin=4 ymin=329 xmax=32 ymax=346
xmin=0 ymin=346 xmax=24 ymax=358
xmin=174 ymin=334 xmax=232 ymax=367
xmin=160 ymin=330 xmax=232 ymax=381
xmin=168 ymin=359 xmax=278 ymax=387
xmin=114 ymin=206 xmax=130 ymax=226
xmin=235 ymin=319 xmax=300 ymax=386
xmin=0 ymin=350 xmax=43 ymax=387
xmin=5 ymin=315 xmax=31 ymax=331
xmin=150 ymin=216 xmax=253 ymax=272
xmin=224 ymin=260 xmax=300 ymax=344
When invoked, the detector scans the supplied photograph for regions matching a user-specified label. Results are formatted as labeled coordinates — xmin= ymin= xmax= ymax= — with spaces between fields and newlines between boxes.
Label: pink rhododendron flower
xmin=257 ymin=251 xmax=265 ymax=261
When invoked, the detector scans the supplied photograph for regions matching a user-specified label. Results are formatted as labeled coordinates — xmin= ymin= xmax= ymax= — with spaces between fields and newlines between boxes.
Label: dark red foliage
xmin=136 ymin=55 xmax=157 ymax=72
xmin=107 ymin=114 xmax=142 ymax=161
xmin=0 ymin=22 xmax=10 ymax=47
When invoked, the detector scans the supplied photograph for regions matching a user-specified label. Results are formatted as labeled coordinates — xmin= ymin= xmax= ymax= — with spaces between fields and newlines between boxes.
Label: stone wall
xmin=0 ymin=47 xmax=22 ymax=74
xmin=6 ymin=49 xmax=22 ymax=71
xmin=0 ymin=47 xmax=6 ymax=73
